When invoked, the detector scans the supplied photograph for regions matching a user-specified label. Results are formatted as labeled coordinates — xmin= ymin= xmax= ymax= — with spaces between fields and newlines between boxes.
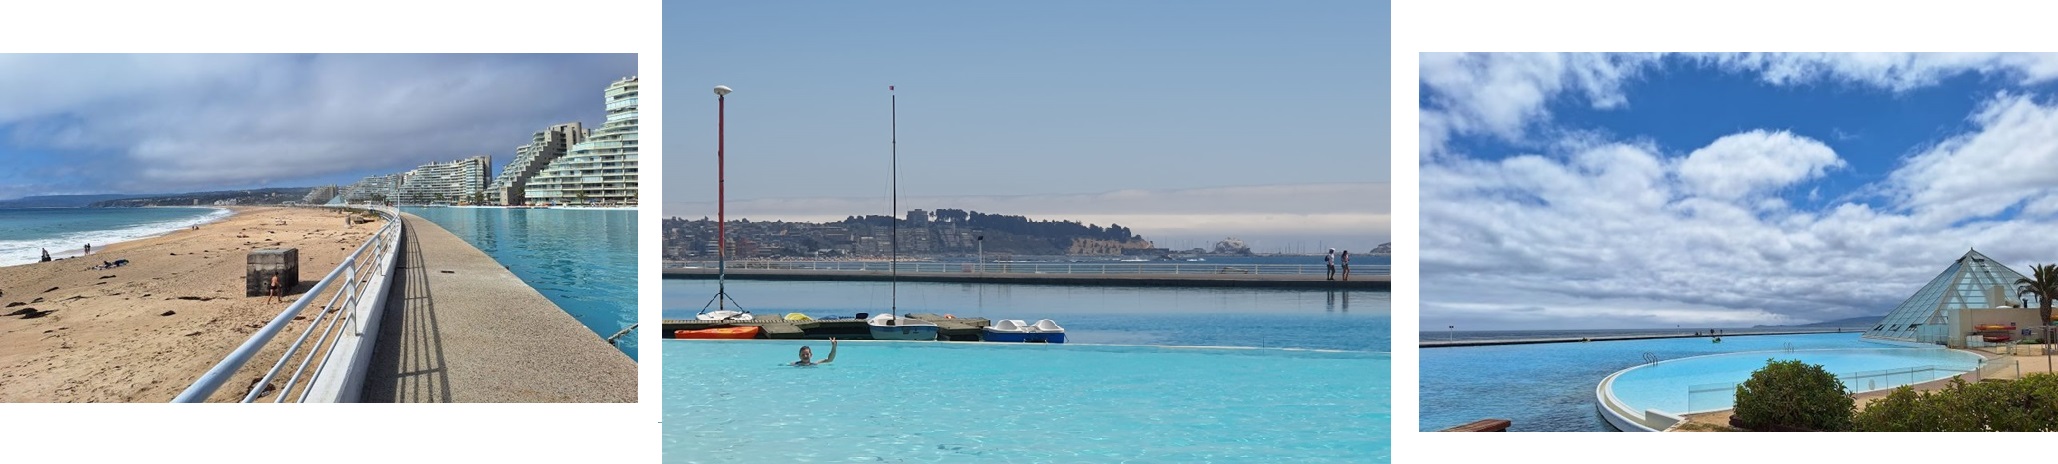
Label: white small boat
xmin=1028 ymin=319 xmax=1066 ymax=344
xmin=697 ymin=310 xmax=753 ymax=322
xmin=982 ymin=319 xmax=1034 ymax=342
xmin=868 ymin=313 xmax=940 ymax=341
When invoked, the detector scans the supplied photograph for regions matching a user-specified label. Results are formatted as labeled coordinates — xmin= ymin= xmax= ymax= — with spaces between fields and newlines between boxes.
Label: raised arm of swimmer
xmin=818 ymin=338 xmax=839 ymax=364
xmin=794 ymin=338 xmax=841 ymax=366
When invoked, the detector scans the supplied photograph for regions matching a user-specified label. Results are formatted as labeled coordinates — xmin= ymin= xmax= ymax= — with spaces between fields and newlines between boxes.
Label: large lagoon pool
xmin=1607 ymin=347 xmax=1985 ymax=417
xmin=403 ymin=207 xmax=638 ymax=359
xmin=664 ymin=340 xmax=1389 ymax=463
xmin=1420 ymin=332 xmax=1887 ymax=431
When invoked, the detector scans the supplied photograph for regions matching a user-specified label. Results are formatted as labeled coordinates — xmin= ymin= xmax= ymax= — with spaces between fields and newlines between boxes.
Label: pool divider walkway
xmin=361 ymin=213 xmax=636 ymax=403
xmin=1422 ymin=329 xmax=1862 ymax=348
xmin=663 ymin=267 xmax=1389 ymax=290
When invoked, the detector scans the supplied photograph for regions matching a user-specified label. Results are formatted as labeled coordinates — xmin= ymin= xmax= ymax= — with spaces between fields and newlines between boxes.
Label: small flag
xmin=889 ymin=85 xmax=895 ymax=91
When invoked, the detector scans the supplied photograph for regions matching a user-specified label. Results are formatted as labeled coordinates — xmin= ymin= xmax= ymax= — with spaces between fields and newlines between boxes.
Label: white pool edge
xmin=1594 ymin=347 xmax=1987 ymax=431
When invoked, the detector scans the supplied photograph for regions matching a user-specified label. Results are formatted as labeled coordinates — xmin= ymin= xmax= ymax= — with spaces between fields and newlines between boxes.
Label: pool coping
xmin=1594 ymin=346 xmax=1987 ymax=432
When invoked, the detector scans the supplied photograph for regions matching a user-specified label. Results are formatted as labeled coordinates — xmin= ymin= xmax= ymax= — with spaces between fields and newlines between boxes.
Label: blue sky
xmin=1420 ymin=53 xmax=2058 ymax=330
xmin=0 ymin=54 xmax=635 ymax=201
xmin=666 ymin=0 xmax=1389 ymax=252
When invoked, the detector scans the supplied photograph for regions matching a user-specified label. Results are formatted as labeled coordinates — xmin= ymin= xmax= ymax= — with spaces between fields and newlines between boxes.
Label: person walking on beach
xmin=266 ymin=274 xmax=284 ymax=304
xmin=1341 ymin=250 xmax=1350 ymax=281
xmin=82 ymin=243 xmax=90 ymax=255
xmin=40 ymin=248 xmax=50 ymax=262
xmin=793 ymin=338 xmax=839 ymax=366
xmin=1325 ymin=248 xmax=1336 ymax=281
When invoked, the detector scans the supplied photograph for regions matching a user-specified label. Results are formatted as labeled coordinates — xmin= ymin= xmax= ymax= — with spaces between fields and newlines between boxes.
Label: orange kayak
xmin=674 ymin=326 xmax=762 ymax=339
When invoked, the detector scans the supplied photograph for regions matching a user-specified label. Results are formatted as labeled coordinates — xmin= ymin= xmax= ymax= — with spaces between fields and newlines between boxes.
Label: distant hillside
xmin=1370 ymin=242 xmax=1390 ymax=254
xmin=1757 ymin=315 xmax=1881 ymax=329
xmin=663 ymin=209 xmax=1155 ymax=259
xmin=90 ymin=188 xmax=313 ymax=207
xmin=0 ymin=194 xmax=148 ymax=208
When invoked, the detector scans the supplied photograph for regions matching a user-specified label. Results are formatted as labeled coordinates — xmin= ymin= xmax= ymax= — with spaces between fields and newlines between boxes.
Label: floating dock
xmin=662 ymin=268 xmax=1388 ymax=290
xmin=664 ymin=313 xmax=993 ymax=341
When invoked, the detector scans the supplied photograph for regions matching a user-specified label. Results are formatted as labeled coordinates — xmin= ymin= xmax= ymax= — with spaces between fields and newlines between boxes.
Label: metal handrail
xmin=172 ymin=205 xmax=402 ymax=403
xmin=663 ymin=260 xmax=1391 ymax=276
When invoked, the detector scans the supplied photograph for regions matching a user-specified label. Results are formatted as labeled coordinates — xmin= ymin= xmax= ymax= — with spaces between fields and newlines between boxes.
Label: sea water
xmin=1418 ymin=332 xmax=1910 ymax=431
xmin=663 ymin=280 xmax=1389 ymax=462
xmin=403 ymin=207 xmax=638 ymax=360
xmin=0 ymin=207 xmax=230 ymax=266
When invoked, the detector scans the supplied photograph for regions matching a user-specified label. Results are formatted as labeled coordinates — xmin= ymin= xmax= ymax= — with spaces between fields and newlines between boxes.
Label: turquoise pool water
xmin=664 ymin=340 xmax=1389 ymax=463
xmin=402 ymin=207 xmax=638 ymax=359
xmin=1608 ymin=347 xmax=1985 ymax=416
xmin=1419 ymin=332 xmax=1885 ymax=431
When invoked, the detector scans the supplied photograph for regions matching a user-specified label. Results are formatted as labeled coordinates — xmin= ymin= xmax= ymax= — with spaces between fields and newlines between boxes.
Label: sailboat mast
xmin=890 ymin=86 xmax=898 ymax=319
xmin=717 ymin=90 xmax=727 ymax=311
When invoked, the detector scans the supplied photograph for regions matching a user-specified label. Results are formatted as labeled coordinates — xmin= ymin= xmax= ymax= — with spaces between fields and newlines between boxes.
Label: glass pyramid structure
xmin=1863 ymin=249 xmax=2030 ymax=345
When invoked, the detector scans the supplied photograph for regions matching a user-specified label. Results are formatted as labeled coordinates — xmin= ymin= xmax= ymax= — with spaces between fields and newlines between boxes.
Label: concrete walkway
xmin=361 ymin=214 xmax=635 ymax=403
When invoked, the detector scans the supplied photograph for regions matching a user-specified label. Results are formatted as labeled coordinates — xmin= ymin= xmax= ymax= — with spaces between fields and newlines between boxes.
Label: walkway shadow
xmin=362 ymin=219 xmax=454 ymax=402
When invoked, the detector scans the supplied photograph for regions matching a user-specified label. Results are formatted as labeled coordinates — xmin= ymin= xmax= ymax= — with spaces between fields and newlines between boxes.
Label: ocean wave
xmin=0 ymin=207 xmax=232 ymax=267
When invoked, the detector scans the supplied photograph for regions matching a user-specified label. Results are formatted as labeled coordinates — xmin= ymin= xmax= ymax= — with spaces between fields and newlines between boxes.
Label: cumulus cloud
xmin=1422 ymin=55 xmax=2058 ymax=329
xmin=1677 ymin=130 xmax=1844 ymax=201
xmin=1889 ymin=93 xmax=2058 ymax=225
xmin=665 ymin=183 xmax=1391 ymax=252
xmin=1419 ymin=53 xmax=2058 ymax=157
xmin=1706 ymin=52 xmax=2058 ymax=92
xmin=0 ymin=54 xmax=636 ymax=199
xmin=1417 ymin=53 xmax=1661 ymax=156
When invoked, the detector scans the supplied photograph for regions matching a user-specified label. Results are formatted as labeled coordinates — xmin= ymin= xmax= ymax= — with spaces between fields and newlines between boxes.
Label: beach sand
xmin=0 ymin=206 xmax=378 ymax=402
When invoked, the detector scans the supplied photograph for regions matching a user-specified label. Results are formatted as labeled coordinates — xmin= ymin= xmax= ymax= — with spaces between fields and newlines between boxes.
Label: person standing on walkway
xmin=1325 ymin=248 xmax=1336 ymax=281
xmin=1341 ymin=250 xmax=1350 ymax=281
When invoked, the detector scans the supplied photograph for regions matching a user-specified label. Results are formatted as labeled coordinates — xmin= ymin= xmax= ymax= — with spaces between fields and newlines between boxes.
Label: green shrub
xmin=1732 ymin=359 xmax=1853 ymax=431
xmin=1853 ymin=373 xmax=2058 ymax=431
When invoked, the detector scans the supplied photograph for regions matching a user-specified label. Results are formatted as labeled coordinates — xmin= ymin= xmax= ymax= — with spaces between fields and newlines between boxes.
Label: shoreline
xmin=0 ymin=206 xmax=378 ymax=402
xmin=1 ymin=206 xmax=233 ymax=267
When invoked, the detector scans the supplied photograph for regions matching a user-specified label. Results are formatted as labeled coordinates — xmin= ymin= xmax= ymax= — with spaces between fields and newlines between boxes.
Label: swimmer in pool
xmin=793 ymin=338 xmax=838 ymax=366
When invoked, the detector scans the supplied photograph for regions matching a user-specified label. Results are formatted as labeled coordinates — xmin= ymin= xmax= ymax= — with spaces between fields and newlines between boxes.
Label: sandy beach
xmin=0 ymin=206 xmax=378 ymax=402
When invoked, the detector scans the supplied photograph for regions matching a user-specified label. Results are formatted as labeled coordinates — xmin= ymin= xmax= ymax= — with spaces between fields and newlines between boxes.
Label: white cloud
xmin=0 ymin=54 xmax=636 ymax=198
xmin=1677 ymin=130 xmax=1844 ymax=201
xmin=1419 ymin=53 xmax=2058 ymax=157
xmin=1423 ymin=87 xmax=2058 ymax=328
xmin=1706 ymin=52 xmax=2058 ymax=91
xmin=1889 ymin=93 xmax=2058 ymax=225
xmin=1417 ymin=53 xmax=1660 ymax=156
